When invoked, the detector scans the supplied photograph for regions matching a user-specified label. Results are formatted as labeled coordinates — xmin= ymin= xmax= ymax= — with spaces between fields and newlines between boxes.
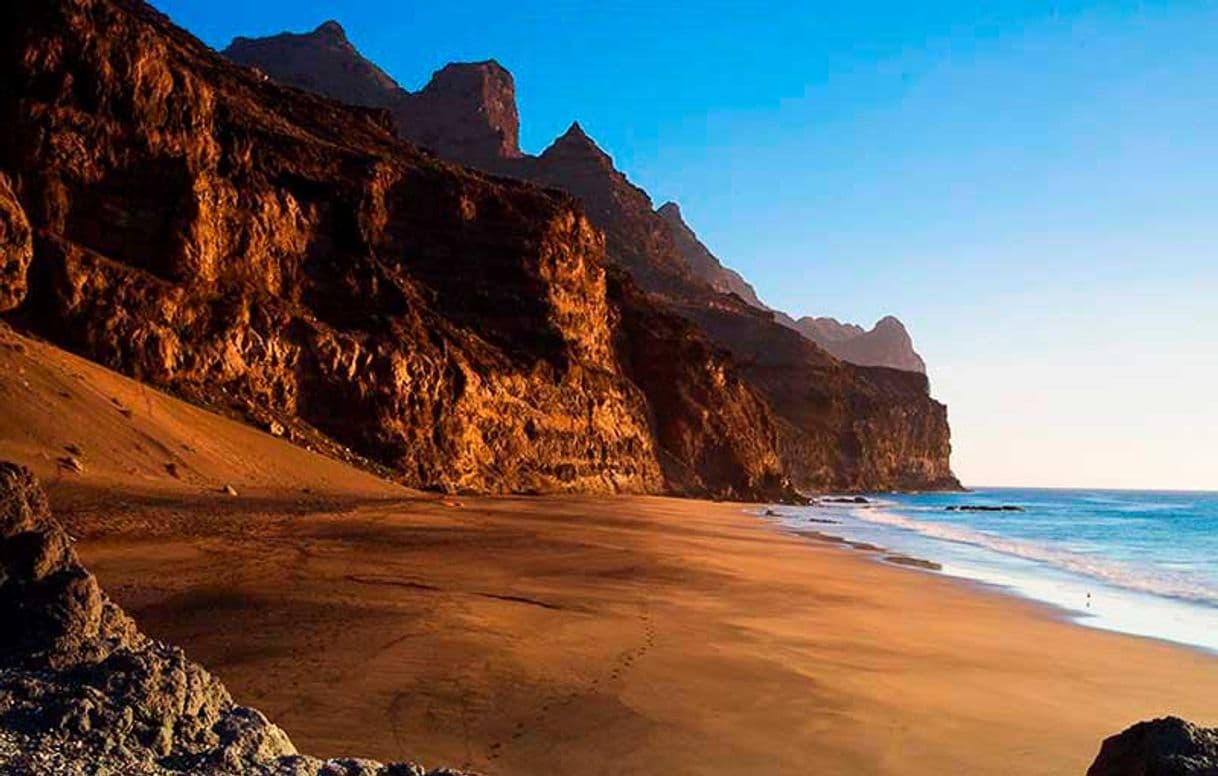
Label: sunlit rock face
xmin=219 ymin=19 xmax=959 ymax=492
xmin=0 ymin=174 xmax=32 ymax=312
xmin=0 ymin=0 xmax=670 ymax=497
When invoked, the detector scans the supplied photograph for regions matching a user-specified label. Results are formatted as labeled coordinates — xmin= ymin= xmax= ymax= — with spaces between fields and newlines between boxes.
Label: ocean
xmin=766 ymin=487 xmax=1218 ymax=653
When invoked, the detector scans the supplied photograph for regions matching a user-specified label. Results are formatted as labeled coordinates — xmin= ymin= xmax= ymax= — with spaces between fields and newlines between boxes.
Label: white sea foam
xmin=838 ymin=506 xmax=1218 ymax=608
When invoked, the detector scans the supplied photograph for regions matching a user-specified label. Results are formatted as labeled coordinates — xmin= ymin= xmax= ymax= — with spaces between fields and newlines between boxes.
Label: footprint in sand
xmin=484 ymin=602 xmax=658 ymax=765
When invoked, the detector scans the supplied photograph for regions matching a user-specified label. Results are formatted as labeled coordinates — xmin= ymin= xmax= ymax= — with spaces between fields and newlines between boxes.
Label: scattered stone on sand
xmin=823 ymin=496 xmax=869 ymax=505
xmin=267 ymin=420 xmax=286 ymax=438
xmin=1088 ymin=716 xmax=1218 ymax=775
xmin=0 ymin=462 xmax=476 ymax=775
xmin=883 ymin=555 xmax=942 ymax=572
xmin=57 ymin=455 xmax=84 ymax=474
xmin=222 ymin=484 xmax=238 ymax=497
xmin=64 ymin=444 xmax=83 ymax=458
xmin=165 ymin=462 xmax=180 ymax=478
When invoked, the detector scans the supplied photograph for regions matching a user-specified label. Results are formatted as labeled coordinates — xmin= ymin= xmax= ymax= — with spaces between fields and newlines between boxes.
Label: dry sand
xmin=2 ymin=327 xmax=1216 ymax=775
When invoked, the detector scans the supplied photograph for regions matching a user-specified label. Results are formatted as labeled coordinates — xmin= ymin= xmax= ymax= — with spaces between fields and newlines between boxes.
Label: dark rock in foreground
xmin=945 ymin=505 xmax=1024 ymax=512
xmin=0 ymin=462 xmax=469 ymax=775
xmin=1089 ymin=717 xmax=1218 ymax=776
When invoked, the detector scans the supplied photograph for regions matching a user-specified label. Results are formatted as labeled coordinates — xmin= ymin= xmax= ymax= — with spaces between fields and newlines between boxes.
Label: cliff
xmin=791 ymin=315 xmax=928 ymax=374
xmin=220 ymin=23 xmax=959 ymax=492
xmin=0 ymin=173 xmax=31 ymax=312
xmin=656 ymin=201 xmax=767 ymax=309
xmin=524 ymin=124 xmax=955 ymax=490
xmin=226 ymin=23 xmax=522 ymax=169
xmin=0 ymin=0 xmax=799 ymax=500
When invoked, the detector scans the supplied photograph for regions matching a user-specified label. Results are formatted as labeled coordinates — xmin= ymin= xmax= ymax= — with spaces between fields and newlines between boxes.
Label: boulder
xmin=1089 ymin=717 xmax=1218 ymax=776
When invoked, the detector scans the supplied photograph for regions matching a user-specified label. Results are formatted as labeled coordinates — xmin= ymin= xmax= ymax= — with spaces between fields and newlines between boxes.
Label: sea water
xmin=770 ymin=488 xmax=1218 ymax=653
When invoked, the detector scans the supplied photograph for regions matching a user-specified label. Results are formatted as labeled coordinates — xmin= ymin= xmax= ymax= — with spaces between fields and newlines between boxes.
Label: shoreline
xmin=770 ymin=511 xmax=1218 ymax=659
xmin=771 ymin=494 xmax=1218 ymax=656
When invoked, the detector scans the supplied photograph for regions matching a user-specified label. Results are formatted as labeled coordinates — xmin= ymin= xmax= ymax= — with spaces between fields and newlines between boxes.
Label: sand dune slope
xmin=0 ymin=325 xmax=403 ymax=499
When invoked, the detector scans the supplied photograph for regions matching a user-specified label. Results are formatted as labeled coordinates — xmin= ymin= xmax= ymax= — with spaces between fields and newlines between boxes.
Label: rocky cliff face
xmin=225 ymin=21 xmax=402 ymax=110
xmin=404 ymin=61 xmax=523 ymax=167
xmin=0 ymin=0 xmax=801 ymax=501
xmin=0 ymin=174 xmax=31 ymax=312
xmin=681 ymin=300 xmax=956 ymax=490
xmin=656 ymin=201 xmax=766 ymax=309
xmin=0 ymin=0 xmax=673 ymax=496
xmin=220 ymin=23 xmax=959 ymax=492
xmin=0 ymin=462 xmax=467 ymax=774
xmin=226 ymin=24 xmax=522 ymax=169
xmin=608 ymin=270 xmax=787 ymax=498
xmin=523 ymin=125 xmax=955 ymax=490
xmin=791 ymin=315 xmax=927 ymax=374
xmin=529 ymin=123 xmax=697 ymax=295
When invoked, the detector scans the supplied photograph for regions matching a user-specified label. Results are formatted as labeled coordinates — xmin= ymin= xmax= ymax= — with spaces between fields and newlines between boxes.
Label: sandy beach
xmin=4 ymin=333 xmax=1216 ymax=775
xmin=54 ymin=492 xmax=1213 ymax=775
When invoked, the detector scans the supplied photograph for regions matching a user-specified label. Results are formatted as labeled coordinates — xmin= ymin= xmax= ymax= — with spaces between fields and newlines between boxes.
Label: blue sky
xmin=154 ymin=0 xmax=1218 ymax=489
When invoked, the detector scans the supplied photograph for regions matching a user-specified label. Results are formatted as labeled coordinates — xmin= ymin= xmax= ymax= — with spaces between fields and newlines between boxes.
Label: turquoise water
xmin=771 ymin=488 xmax=1218 ymax=652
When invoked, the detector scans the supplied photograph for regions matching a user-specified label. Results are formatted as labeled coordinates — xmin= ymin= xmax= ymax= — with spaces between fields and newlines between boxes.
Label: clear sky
xmin=153 ymin=0 xmax=1218 ymax=490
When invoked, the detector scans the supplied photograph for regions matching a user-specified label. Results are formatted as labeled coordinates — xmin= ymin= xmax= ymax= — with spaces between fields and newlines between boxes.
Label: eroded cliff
xmin=0 ymin=0 xmax=807 ymax=501
xmin=0 ymin=0 xmax=671 ymax=496
xmin=221 ymin=24 xmax=958 ymax=491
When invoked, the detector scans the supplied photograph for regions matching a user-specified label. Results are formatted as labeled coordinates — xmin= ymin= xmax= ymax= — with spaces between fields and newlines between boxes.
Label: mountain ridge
xmin=222 ymin=18 xmax=959 ymax=492
xmin=223 ymin=22 xmax=927 ymax=375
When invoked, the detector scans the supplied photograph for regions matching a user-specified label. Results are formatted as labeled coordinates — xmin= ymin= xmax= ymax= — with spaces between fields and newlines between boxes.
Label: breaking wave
xmin=843 ymin=505 xmax=1218 ymax=608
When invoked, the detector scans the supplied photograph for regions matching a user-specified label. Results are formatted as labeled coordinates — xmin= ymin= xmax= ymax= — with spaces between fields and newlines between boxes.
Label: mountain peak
xmin=657 ymin=201 xmax=682 ymax=219
xmin=874 ymin=315 xmax=907 ymax=332
xmin=223 ymin=19 xmax=401 ymax=103
xmin=413 ymin=60 xmax=522 ymax=161
xmin=429 ymin=59 xmax=514 ymax=85
xmin=313 ymin=20 xmax=347 ymax=42
xmin=545 ymin=121 xmax=606 ymax=157
xmin=560 ymin=121 xmax=591 ymax=142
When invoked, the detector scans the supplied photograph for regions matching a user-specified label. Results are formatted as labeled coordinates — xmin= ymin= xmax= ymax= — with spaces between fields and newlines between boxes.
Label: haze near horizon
xmin=152 ymin=0 xmax=1218 ymax=491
